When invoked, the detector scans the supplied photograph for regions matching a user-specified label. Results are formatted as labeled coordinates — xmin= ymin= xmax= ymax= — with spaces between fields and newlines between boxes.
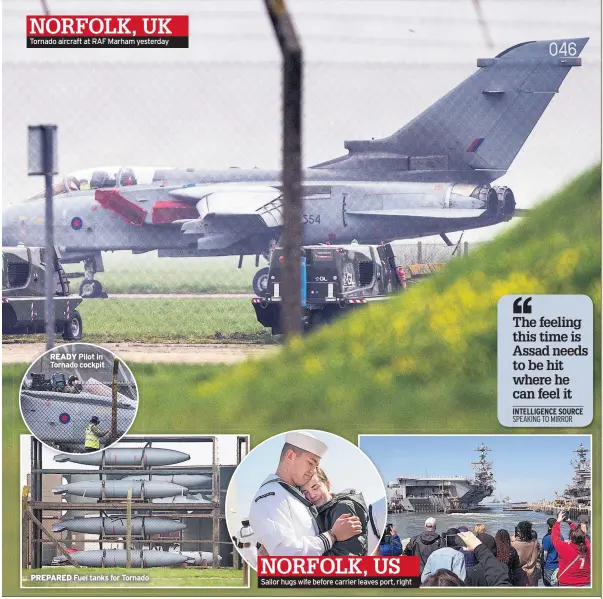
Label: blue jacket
xmin=421 ymin=547 xmax=467 ymax=582
xmin=542 ymin=532 xmax=562 ymax=570
xmin=379 ymin=533 xmax=402 ymax=556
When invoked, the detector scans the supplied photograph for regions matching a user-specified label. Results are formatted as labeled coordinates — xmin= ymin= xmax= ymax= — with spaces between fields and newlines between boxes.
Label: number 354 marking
xmin=303 ymin=214 xmax=321 ymax=224
xmin=549 ymin=41 xmax=577 ymax=56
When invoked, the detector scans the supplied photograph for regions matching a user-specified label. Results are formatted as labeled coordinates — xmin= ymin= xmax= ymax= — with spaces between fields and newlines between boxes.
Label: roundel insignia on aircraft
xmin=59 ymin=413 xmax=71 ymax=424
xmin=71 ymin=217 xmax=83 ymax=230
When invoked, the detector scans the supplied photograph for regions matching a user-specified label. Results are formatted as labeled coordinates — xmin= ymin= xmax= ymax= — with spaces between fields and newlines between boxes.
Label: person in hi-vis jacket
xmin=249 ymin=430 xmax=362 ymax=556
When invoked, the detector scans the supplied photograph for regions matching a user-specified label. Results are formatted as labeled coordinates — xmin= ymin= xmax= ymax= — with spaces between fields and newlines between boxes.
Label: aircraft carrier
xmin=387 ymin=443 xmax=495 ymax=513
xmin=561 ymin=443 xmax=591 ymax=506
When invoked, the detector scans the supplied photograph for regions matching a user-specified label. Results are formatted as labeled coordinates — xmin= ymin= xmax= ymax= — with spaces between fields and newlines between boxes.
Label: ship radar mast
xmin=471 ymin=443 xmax=495 ymax=489
xmin=563 ymin=443 xmax=591 ymax=504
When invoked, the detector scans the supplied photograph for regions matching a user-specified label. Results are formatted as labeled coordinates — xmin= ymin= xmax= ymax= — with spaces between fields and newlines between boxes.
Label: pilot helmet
xmin=120 ymin=169 xmax=137 ymax=186
xmin=51 ymin=372 xmax=67 ymax=389
xmin=90 ymin=416 xmax=100 ymax=424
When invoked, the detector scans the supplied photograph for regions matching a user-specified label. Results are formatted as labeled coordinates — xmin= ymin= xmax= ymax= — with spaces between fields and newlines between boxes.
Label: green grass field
xmin=23 ymin=567 xmax=245 ymax=588
xmin=121 ymin=166 xmax=602 ymax=440
xmin=4 ymin=166 xmax=601 ymax=597
xmin=3 ymin=298 xmax=273 ymax=344
xmin=72 ymin=245 xmax=467 ymax=295
xmin=79 ymin=254 xmax=261 ymax=294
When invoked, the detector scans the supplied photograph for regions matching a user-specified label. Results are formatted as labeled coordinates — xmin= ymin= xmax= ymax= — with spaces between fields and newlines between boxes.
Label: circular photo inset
xmin=226 ymin=429 xmax=387 ymax=570
xmin=19 ymin=343 xmax=138 ymax=454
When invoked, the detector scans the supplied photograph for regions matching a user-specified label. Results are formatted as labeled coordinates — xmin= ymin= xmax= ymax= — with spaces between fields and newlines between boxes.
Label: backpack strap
xmin=260 ymin=478 xmax=319 ymax=518
xmin=368 ymin=504 xmax=379 ymax=538
xmin=559 ymin=554 xmax=582 ymax=579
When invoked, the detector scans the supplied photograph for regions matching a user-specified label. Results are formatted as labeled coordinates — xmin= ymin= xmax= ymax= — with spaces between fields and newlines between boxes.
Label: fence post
xmin=264 ymin=0 xmax=304 ymax=338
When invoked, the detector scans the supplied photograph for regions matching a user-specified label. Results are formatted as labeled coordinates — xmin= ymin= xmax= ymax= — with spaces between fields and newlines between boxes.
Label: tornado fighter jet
xmin=2 ymin=39 xmax=587 ymax=296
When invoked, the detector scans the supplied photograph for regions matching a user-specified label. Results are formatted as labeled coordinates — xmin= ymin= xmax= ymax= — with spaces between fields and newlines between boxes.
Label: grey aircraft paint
xmin=52 ymin=516 xmax=187 ymax=535
xmin=121 ymin=474 xmax=211 ymax=490
xmin=52 ymin=480 xmax=192 ymax=499
xmin=54 ymin=447 xmax=191 ymax=466
xmin=176 ymin=550 xmax=222 ymax=566
xmin=20 ymin=391 xmax=136 ymax=451
xmin=152 ymin=493 xmax=211 ymax=506
xmin=55 ymin=549 xmax=189 ymax=568
xmin=2 ymin=38 xmax=587 ymax=294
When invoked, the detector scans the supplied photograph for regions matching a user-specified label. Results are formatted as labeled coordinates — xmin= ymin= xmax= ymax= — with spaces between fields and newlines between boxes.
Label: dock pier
xmin=526 ymin=501 xmax=590 ymax=520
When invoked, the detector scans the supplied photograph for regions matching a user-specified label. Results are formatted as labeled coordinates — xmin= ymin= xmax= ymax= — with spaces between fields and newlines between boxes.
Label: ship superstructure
xmin=387 ymin=444 xmax=495 ymax=513
xmin=562 ymin=443 xmax=591 ymax=506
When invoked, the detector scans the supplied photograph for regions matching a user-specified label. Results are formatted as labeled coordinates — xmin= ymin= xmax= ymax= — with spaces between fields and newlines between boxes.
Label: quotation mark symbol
xmin=513 ymin=297 xmax=532 ymax=314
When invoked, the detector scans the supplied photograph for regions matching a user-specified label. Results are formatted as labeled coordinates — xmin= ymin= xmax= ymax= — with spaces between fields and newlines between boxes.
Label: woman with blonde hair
xmin=300 ymin=467 xmax=369 ymax=556
xmin=474 ymin=524 xmax=486 ymax=535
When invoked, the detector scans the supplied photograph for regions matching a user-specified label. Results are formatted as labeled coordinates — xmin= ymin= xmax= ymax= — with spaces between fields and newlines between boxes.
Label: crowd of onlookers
xmin=379 ymin=510 xmax=591 ymax=587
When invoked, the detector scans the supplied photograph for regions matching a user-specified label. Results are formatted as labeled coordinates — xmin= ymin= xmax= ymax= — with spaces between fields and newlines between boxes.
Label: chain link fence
xmin=19 ymin=345 xmax=138 ymax=451
xmin=3 ymin=0 xmax=600 ymax=346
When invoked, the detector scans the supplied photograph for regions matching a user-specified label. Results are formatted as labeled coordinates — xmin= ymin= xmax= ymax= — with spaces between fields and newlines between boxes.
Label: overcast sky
xmin=3 ymin=0 xmax=600 ymax=243
xmin=359 ymin=434 xmax=591 ymax=503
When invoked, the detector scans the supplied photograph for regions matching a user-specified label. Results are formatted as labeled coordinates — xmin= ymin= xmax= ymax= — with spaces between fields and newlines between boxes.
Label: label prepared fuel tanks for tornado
xmin=498 ymin=295 xmax=593 ymax=427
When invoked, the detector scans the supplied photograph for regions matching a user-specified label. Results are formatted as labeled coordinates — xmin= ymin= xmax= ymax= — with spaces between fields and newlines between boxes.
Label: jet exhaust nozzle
xmin=494 ymin=186 xmax=516 ymax=221
xmin=484 ymin=186 xmax=504 ymax=220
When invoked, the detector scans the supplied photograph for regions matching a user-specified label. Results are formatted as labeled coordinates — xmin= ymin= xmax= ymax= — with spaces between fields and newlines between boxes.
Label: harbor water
xmin=391 ymin=506 xmax=574 ymax=586
xmin=390 ymin=505 xmax=558 ymax=545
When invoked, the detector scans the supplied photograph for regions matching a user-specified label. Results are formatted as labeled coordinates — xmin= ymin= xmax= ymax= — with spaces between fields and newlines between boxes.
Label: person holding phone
xmin=552 ymin=510 xmax=591 ymax=587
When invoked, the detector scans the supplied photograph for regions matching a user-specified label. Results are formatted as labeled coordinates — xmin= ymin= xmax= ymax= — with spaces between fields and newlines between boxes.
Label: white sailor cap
xmin=284 ymin=430 xmax=328 ymax=457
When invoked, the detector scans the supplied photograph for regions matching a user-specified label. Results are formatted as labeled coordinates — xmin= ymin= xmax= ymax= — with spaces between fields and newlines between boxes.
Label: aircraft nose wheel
xmin=80 ymin=280 xmax=103 ymax=299
xmin=252 ymin=267 xmax=270 ymax=296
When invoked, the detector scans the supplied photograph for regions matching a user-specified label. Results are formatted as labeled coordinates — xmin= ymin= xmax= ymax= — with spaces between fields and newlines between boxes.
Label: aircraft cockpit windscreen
xmin=26 ymin=166 xmax=175 ymax=201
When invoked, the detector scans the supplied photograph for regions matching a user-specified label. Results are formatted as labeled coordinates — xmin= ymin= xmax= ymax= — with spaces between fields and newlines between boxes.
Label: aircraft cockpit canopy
xmin=27 ymin=166 xmax=175 ymax=200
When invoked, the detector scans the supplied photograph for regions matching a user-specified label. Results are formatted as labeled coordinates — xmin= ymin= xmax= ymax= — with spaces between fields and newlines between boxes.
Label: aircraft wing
xmin=170 ymin=185 xmax=284 ymax=250
xmin=346 ymin=209 xmax=487 ymax=218
xmin=94 ymin=184 xmax=284 ymax=250
xmin=20 ymin=389 xmax=136 ymax=409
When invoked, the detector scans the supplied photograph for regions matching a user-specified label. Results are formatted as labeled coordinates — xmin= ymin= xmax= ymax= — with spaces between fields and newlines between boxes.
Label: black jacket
xmin=403 ymin=531 xmax=442 ymax=571
xmin=466 ymin=544 xmax=512 ymax=587
xmin=316 ymin=492 xmax=368 ymax=556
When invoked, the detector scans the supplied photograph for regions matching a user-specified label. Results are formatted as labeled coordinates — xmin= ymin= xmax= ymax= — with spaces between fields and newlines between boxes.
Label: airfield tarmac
xmin=2 ymin=342 xmax=277 ymax=365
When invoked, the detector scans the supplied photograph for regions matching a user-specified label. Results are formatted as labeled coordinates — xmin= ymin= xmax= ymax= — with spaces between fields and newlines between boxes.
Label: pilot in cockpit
xmin=120 ymin=169 xmax=137 ymax=186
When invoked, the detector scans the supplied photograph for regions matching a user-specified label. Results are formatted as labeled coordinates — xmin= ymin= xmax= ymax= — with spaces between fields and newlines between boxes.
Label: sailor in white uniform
xmin=249 ymin=430 xmax=362 ymax=556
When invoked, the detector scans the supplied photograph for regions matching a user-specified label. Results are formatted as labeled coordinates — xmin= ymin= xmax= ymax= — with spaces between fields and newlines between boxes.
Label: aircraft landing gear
xmin=252 ymin=267 xmax=270 ymax=296
xmin=79 ymin=279 xmax=103 ymax=299
xmin=79 ymin=257 xmax=104 ymax=298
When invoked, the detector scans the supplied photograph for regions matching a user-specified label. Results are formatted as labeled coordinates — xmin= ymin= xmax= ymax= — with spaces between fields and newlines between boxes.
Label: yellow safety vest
xmin=84 ymin=424 xmax=100 ymax=449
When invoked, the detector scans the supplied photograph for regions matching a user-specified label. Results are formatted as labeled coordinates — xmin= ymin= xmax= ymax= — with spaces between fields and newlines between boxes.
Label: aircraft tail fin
xmin=313 ymin=38 xmax=588 ymax=181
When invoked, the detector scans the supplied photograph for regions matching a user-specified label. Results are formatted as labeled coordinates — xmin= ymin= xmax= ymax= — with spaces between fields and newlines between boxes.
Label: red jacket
xmin=552 ymin=522 xmax=590 ymax=586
